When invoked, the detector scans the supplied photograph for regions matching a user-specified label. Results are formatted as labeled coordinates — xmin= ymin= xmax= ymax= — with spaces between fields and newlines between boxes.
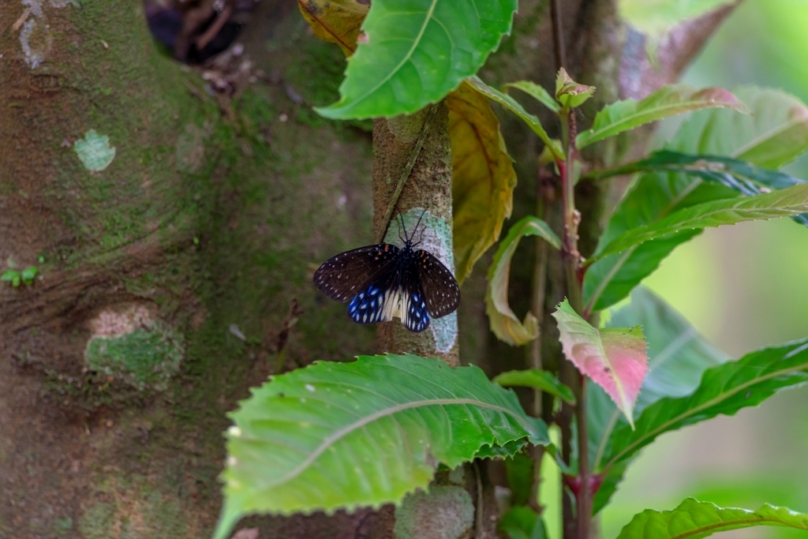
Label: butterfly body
xmin=314 ymin=236 xmax=460 ymax=333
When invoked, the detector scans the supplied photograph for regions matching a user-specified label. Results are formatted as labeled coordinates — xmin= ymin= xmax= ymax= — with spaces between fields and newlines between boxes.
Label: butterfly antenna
xmin=396 ymin=207 xmax=407 ymax=244
xmin=418 ymin=224 xmax=427 ymax=246
xmin=410 ymin=208 xmax=428 ymax=247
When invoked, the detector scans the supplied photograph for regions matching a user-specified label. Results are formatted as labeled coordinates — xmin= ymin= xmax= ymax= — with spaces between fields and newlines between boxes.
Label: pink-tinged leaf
xmin=552 ymin=300 xmax=648 ymax=426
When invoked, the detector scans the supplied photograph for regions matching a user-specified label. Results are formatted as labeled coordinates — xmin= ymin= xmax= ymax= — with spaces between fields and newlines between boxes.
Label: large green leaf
xmin=316 ymin=0 xmax=517 ymax=119
xmin=616 ymin=498 xmax=808 ymax=539
xmin=583 ymin=229 xmax=703 ymax=314
xmin=588 ymin=288 xmax=727 ymax=513
xmin=583 ymin=87 xmax=808 ymax=312
xmin=576 ymin=85 xmax=743 ymax=149
xmin=606 ymin=288 xmax=728 ymax=413
xmin=592 ymin=183 xmax=808 ymax=259
xmin=214 ymin=354 xmax=548 ymax=539
xmin=591 ymin=150 xmax=806 ymax=192
xmin=589 ymin=151 xmax=808 ymax=226
xmin=467 ymin=76 xmax=564 ymax=160
xmin=600 ymin=337 xmax=808 ymax=476
xmin=485 ymin=216 xmax=561 ymax=345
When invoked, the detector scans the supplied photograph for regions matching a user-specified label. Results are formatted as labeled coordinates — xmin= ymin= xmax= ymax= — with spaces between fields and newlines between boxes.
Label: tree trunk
xmin=0 ymin=0 xmax=735 ymax=537
xmin=373 ymin=103 xmax=459 ymax=365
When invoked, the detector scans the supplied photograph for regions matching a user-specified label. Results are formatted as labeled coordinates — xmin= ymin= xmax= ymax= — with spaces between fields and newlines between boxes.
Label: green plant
xmin=1 ymin=266 xmax=39 ymax=288
xmin=213 ymin=1 xmax=808 ymax=538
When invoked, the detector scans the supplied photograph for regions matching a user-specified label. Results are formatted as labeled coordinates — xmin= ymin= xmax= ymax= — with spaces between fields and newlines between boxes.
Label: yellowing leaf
xmin=448 ymin=81 xmax=517 ymax=284
xmin=552 ymin=300 xmax=648 ymax=426
xmin=486 ymin=217 xmax=560 ymax=346
xmin=297 ymin=0 xmax=369 ymax=57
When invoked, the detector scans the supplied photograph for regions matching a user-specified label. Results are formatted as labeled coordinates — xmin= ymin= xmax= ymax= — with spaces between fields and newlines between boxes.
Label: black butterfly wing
xmin=346 ymin=264 xmax=430 ymax=332
xmin=403 ymin=275 xmax=430 ymax=332
xmin=414 ymin=249 xmax=460 ymax=318
xmin=313 ymin=244 xmax=400 ymax=303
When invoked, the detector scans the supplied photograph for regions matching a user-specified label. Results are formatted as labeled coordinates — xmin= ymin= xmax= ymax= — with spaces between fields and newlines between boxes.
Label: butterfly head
xmin=395 ymin=207 xmax=428 ymax=250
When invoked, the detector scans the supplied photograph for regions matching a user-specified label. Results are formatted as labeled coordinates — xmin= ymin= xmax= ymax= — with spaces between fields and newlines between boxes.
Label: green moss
xmin=51 ymin=4 xmax=220 ymax=268
xmin=284 ymin=39 xmax=372 ymax=132
xmin=77 ymin=477 xmax=186 ymax=539
xmin=51 ymin=517 xmax=73 ymax=537
xmin=85 ymin=321 xmax=183 ymax=391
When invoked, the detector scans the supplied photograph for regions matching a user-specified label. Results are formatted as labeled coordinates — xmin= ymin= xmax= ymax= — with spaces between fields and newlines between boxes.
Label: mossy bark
xmin=0 ymin=0 xmax=377 ymax=537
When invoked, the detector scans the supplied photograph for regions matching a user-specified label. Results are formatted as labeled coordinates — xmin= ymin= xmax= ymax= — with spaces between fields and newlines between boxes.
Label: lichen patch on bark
xmin=85 ymin=304 xmax=184 ymax=392
xmin=19 ymin=18 xmax=52 ymax=69
xmin=74 ymin=129 xmax=117 ymax=171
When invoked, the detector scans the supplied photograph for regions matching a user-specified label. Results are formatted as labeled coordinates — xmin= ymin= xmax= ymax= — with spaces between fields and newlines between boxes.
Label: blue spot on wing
xmin=404 ymin=293 xmax=430 ymax=332
xmin=348 ymin=284 xmax=387 ymax=324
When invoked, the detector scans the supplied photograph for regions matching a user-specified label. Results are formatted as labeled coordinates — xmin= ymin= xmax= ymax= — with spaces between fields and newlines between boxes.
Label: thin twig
xmin=196 ymin=1 xmax=235 ymax=51
xmin=474 ymin=462 xmax=484 ymax=539
xmin=375 ymin=105 xmax=438 ymax=243
xmin=549 ymin=1 xmax=580 ymax=536
xmin=527 ymin=171 xmax=551 ymax=513
xmin=12 ymin=7 xmax=31 ymax=32
xmin=529 ymin=176 xmax=550 ymax=412
xmin=550 ymin=0 xmax=566 ymax=72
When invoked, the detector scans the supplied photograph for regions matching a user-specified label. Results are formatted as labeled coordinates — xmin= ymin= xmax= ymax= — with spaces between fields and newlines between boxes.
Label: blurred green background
xmin=600 ymin=1 xmax=808 ymax=537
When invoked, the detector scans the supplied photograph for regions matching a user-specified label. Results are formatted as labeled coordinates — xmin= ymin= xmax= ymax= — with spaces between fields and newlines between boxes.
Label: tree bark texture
xmin=0 ymin=0 xmax=736 ymax=537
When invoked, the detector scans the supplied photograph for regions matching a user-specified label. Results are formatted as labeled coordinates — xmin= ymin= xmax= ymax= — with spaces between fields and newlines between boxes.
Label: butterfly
xmin=313 ymin=211 xmax=460 ymax=332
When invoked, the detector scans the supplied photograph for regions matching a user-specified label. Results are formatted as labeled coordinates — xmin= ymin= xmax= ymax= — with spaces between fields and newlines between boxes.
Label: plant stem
xmin=529 ymin=191 xmax=548 ymax=418
xmin=527 ymin=169 xmax=552 ymax=513
xmin=559 ymin=107 xmax=590 ymax=539
xmin=549 ymin=3 xmax=591 ymax=536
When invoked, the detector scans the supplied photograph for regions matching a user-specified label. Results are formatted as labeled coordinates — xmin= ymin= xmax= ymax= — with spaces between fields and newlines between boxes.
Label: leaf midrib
xmin=584 ymin=178 xmax=703 ymax=312
xmin=598 ymin=187 xmax=808 ymax=258
xmin=347 ymin=1 xmax=440 ymax=110
xmin=593 ymin=328 xmax=633 ymax=423
xmin=580 ymin=98 xmax=724 ymax=147
xmin=255 ymin=397 xmax=535 ymax=490
xmin=635 ymin=514 xmax=807 ymax=539
xmin=604 ymin=357 xmax=808 ymax=469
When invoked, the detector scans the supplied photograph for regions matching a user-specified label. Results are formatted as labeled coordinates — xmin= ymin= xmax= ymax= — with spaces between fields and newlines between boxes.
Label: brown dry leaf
xmin=448 ymin=80 xmax=517 ymax=284
xmin=297 ymin=0 xmax=369 ymax=57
